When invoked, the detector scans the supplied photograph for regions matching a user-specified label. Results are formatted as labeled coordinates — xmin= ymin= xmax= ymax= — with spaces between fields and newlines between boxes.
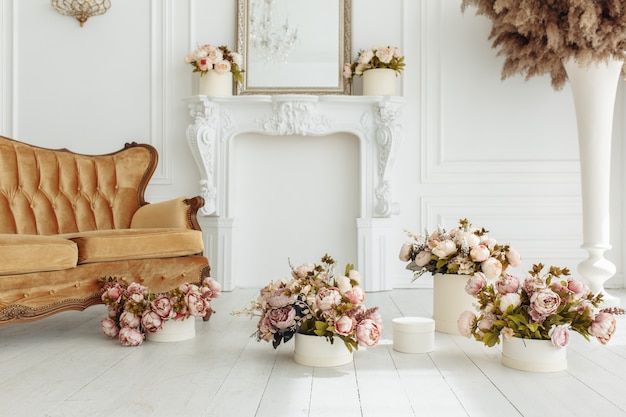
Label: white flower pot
xmin=146 ymin=317 xmax=196 ymax=342
xmin=392 ymin=317 xmax=435 ymax=353
xmin=293 ymin=333 xmax=353 ymax=367
xmin=501 ymin=337 xmax=567 ymax=372
xmin=432 ymin=273 xmax=475 ymax=335
xmin=362 ymin=68 xmax=398 ymax=96
xmin=198 ymin=69 xmax=233 ymax=96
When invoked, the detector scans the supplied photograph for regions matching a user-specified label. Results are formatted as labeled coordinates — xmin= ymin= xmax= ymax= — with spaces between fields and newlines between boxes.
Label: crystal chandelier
xmin=51 ymin=0 xmax=112 ymax=27
xmin=249 ymin=0 xmax=298 ymax=64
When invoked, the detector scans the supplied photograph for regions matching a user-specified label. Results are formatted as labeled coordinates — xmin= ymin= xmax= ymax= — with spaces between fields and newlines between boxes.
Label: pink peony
xmin=151 ymin=295 xmax=174 ymax=319
xmin=469 ymin=244 xmax=491 ymax=262
xmin=141 ymin=310 xmax=164 ymax=333
xmin=505 ymin=247 xmax=522 ymax=267
xmin=315 ymin=287 xmax=342 ymax=311
xmin=457 ymin=310 xmax=476 ymax=337
xmin=495 ymin=274 xmax=520 ymax=294
xmin=203 ymin=277 xmax=222 ymax=298
xmin=335 ymin=275 xmax=353 ymax=295
xmin=214 ymin=59 xmax=231 ymax=74
xmin=398 ymin=242 xmax=413 ymax=262
xmin=101 ymin=284 xmax=123 ymax=304
xmin=267 ymin=306 xmax=297 ymax=330
xmin=101 ymin=317 xmax=119 ymax=338
xmin=567 ymin=278 xmax=589 ymax=297
xmin=185 ymin=291 xmax=210 ymax=317
xmin=335 ymin=315 xmax=357 ymax=336
xmin=344 ymin=286 xmax=365 ymax=305
xmin=118 ymin=326 xmax=144 ymax=346
xmin=465 ymin=273 xmax=487 ymax=296
xmin=481 ymin=257 xmax=503 ymax=279
xmin=589 ymin=312 xmax=617 ymax=345
xmin=414 ymin=250 xmax=432 ymax=267
xmin=529 ymin=288 xmax=561 ymax=323
xmin=376 ymin=47 xmax=395 ymax=64
xmin=343 ymin=63 xmax=353 ymax=79
xmin=549 ymin=324 xmax=570 ymax=348
xmin=119 ymin=311 xmax=141 ymax=329
xmin=293 ymin=263 xmax=314 ymax=279
xmin=356 ymin=319 xmax=381 ymax=347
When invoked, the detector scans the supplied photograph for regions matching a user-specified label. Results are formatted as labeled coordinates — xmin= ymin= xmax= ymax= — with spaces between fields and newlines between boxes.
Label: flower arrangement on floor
xmin=458 ymin=263 xmax=624 ymax=348
xmin=233 ymin=254 xmax=382 ymax=352
xmin=343 ymin=46 xmax=405 ymax=82
xmin=399 ymin=218 xmax=522 ymax=281
xmin=99 ymin=276 xmax=221 ymax=346
xmin=460 ymin=0 xmax=626 ymax=90
xmin=185 ymin=43 xmax=244 ymax=84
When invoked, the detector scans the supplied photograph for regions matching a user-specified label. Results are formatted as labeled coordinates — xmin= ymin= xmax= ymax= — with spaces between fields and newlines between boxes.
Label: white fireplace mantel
xmin=184 ymin=94 xmax=405 ymax=291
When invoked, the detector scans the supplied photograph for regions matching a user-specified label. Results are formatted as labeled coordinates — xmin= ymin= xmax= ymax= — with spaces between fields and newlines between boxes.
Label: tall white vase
xmin=198 ymin=69 xmax=233 ymax=96
xmin=563 ymin=58 xmax=622 ymax=307
xmin=432 ymin=273 xmax=475 ymax=334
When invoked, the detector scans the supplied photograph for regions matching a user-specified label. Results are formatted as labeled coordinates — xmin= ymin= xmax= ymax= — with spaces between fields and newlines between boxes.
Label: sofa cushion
xmin=0 ymin=234 xmax=78 ymax=274
xmin=60 ymin=228 xmax=204 ymax=264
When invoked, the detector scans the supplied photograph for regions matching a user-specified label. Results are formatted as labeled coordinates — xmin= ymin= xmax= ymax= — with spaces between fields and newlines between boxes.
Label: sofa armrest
xmin=130 ymin=196 xmax=204 ymax=230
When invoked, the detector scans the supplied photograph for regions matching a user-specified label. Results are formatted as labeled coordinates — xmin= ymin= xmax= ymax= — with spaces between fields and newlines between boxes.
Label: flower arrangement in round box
xmin=233 ymin=254 xmax=382 ymax=367
xmin=100 ymin=276 xmax=221 ymax=346
xmin=399 ymin=218 xmax=522 ymax=334
xmin=344 ymin=46 xmax=405 ymax=96
xmin=185 ymin=43 xmax=244 ymax=96
xmin=458 ymin=264 xmax=624 ymax=372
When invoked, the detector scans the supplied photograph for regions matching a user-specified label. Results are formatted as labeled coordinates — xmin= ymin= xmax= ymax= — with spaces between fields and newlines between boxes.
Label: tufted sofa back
xmin=0 ymin=136 xmax=157 ymax=235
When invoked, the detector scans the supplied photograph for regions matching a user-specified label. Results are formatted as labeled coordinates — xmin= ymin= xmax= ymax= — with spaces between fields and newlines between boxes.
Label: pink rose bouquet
xmin=99 ymin=276 xmax=221 ymax=347
xmin=458 ymin=263 xmax=624 ymax=348
xmin=399 ymin=218 xmax=522 ymax=281
xmin=233 ymin=254 xmax=382 ymax=352
xmin=185 ymin=43 xmax=244 ymax=84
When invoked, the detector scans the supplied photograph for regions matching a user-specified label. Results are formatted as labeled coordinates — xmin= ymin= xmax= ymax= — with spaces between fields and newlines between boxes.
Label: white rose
xmin=499 ymin=292 xmax=521 ymax=312
xmin=432 ymin=240 xmax=457 ymax=259
xmin=358 ymin=50 xmax=374 ymax=64
xmin=335 ymin=275 xmax=352 ymax=295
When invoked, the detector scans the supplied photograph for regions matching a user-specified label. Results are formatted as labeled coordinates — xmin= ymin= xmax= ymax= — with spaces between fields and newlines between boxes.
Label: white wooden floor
xmin=1 ymin=288 xmax=625 ymax=417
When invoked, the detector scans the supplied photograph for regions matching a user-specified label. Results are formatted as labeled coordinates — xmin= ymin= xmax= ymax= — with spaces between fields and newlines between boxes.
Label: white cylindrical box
xmin=392 ymin=317 xmax=435 ymax=353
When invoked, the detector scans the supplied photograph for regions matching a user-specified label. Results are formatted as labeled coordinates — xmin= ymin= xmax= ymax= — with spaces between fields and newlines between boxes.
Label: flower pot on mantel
xmin=432 ymin=273 xmax=475 ymax=335
xmin=501 ymin=337 xmax=567 ymax=372
xmin=293 ymin=332 xmax=353 ymax=367
xmin=146 ymin=317 xmax=196 ymax=342
xmin=362 ymin=68 xmax=398 ymax=96
xmin=198 ymin=69 xmax=233 ymax=97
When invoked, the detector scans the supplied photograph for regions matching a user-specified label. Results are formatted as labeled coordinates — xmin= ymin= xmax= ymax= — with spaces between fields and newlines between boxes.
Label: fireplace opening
xmin=232 ymin=132 xmax=360 ymax=288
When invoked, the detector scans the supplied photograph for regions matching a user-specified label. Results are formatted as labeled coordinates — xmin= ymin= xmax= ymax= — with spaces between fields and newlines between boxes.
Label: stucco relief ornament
xmin=257 ymin=101 xmax=331 ymax=136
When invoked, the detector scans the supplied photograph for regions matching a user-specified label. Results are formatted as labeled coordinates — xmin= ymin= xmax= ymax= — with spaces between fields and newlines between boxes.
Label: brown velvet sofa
xmin=0 ymin=135 xmax=210 ymax=325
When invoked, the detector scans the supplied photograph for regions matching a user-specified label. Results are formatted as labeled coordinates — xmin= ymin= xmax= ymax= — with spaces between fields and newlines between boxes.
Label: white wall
xmin=1 ymin=0 xmax=624 ymax=291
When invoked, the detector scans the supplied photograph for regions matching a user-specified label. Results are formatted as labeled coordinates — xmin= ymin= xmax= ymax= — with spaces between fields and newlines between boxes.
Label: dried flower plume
xmin=461 ymin=0 xmax=626 ymax=89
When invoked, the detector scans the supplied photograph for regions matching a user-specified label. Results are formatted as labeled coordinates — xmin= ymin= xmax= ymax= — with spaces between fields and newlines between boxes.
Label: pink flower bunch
xmin=185 ymin=43 xmax=244 ymax=83
xmin=233 ymin=254 xmax=382 ymax=352
xmin=99 ymin=276 xmax=221 ymax=347
xmin=344 ymin=46 xmax=405 ymax=81
xmin=399 ymin=218 xmax=522 ymax=281
xmin=458 ymin=263 xmax=624 ymax=348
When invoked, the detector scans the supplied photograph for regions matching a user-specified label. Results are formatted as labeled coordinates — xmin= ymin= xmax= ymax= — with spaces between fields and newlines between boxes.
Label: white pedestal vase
xmin=198 ymin=69 xmax=233 ymax=96
xmin=501 ymin=337 xmax=567 ymax=372
xmin=146 ymin=318 xmax=196 ymax=342
xmin=563 ymin=58 xmax=622 ymax=308
xmin=432 ymin=273 xmax=475 ymax=335
xmin=362 ymin=68 xmax=398 ymax=96
xmin=293 ymin=333 xmax=353 ymax=367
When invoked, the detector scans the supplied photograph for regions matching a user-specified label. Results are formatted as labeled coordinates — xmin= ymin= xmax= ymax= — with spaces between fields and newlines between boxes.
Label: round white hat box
xmin=392 ymin=317 xmax=435 ymax=353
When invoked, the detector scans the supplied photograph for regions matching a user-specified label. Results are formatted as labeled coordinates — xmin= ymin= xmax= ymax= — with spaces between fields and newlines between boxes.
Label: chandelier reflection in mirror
xmin=249 ymin=0 xmax=298 ymax=63
xmin=51 ymin=0 xmax=111 ymax=27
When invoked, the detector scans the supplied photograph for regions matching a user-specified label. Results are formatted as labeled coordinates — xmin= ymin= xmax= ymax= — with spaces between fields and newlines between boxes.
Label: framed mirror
xmin=236 ymin=0 xmax=351 ymax=95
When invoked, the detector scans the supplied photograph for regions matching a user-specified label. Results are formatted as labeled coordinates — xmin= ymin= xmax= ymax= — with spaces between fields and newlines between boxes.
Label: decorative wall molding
xmin=419 ymin=2 xmax=581 ymax=185
xmin=0 ymin=0 xmax=15 ymax=137
xmin=184 ymin=95 xmax=405 ymax=291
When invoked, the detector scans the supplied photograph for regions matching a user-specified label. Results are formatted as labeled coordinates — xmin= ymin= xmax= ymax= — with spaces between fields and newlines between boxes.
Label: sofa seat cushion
xmin=0 ymin=234 xmax=78 ymax=274
xmin=60 ymin=228 xmax=204 ymax=264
